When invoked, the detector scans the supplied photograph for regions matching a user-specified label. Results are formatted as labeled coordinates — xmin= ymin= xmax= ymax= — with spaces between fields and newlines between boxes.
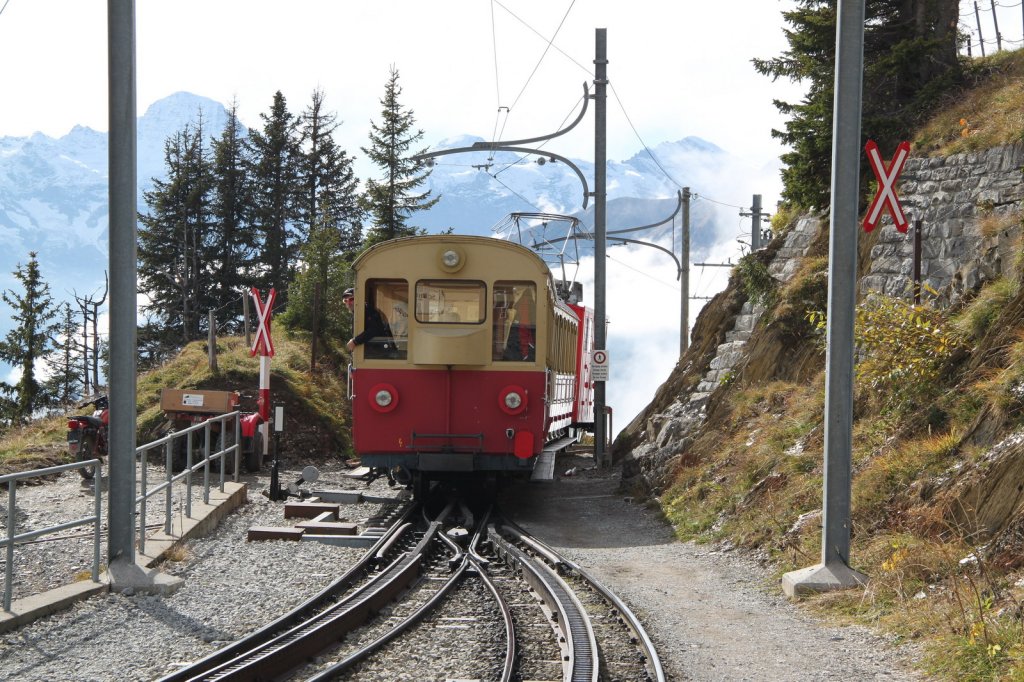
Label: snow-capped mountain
xmin=0 ymin=92 xmax=740 ymax=304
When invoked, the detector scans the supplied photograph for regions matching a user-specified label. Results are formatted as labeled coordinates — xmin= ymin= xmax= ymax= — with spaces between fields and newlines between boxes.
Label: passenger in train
xmin=343 ymin=287 xmax=395 ymax=357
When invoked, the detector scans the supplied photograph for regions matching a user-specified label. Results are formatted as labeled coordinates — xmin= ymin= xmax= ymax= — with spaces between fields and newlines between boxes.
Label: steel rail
xmin=501 ymin=518 xmax=667 ymax=682
xmin=306 ymin=556 xmax=469 ymax=681
xmin=156 ymin=502 xmax=418 ymax=682
xmin=183 ymin=503 xmax=455 ymax=681
xmin=489 ymin=525 xmax=599 ymax=682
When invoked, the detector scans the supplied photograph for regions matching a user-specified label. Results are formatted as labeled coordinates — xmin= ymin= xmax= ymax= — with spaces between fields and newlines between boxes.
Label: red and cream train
xmin=347 ymin=235 xmax=595 ymax=494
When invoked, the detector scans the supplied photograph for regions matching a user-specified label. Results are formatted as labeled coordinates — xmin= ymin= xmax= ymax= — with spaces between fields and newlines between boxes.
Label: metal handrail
xmin=1 ymin=411 xmax=245 ymax=611
xmin=135 ymin=411 xmax=241 ymax=555
xmin=1 ymin=460 xmax=103 ymax=611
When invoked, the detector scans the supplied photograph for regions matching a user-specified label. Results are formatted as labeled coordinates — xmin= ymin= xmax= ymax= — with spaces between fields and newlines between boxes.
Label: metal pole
xmin=681 ymin=188 xmax=691 ymax=356
xmin=782 ymin=0 xmax=868 ymax=596
xmin=593 ymin=29 xmax=608 ymax=466
xmin=751 ymin=194 xmax=763 ymax=250
xmin=107 ymin=0 xmax=137 ymax=567
xmin=913 ymin=219 xmax=922 ymax=304
xmin=991 ymin=0 xmax=1002 ymax=51
xmin=821 ymin=0 xmax=863 ymax=573
xmin=975 ymin=2 xmax=986 ymax=57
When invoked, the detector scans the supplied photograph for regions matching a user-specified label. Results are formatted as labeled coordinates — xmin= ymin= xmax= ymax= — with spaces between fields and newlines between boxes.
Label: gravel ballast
xmin=1 ymin=457 xmax=925 ymax=681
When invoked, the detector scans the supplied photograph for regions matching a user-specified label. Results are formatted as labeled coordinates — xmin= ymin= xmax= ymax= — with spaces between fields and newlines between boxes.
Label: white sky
xmin=0 ymin=1 xmax=804 ymax=181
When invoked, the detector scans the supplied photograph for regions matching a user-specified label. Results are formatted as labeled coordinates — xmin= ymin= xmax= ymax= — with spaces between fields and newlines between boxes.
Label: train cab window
xmin=364 ymin=279 xmax=408 ymax=360
xmin=415 ymin=280 xmax=486 ymax=324
xmin=493 ymin=282 xmax=536 ymax=362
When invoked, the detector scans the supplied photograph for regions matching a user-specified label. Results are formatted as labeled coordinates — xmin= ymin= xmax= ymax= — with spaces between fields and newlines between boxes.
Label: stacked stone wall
xmin=861 ymin=142 xmax=1024 ymax=303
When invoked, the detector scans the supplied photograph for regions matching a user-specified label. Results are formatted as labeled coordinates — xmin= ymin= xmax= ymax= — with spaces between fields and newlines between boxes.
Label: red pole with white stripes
xmin=250 ymin=288 xmax=276 ymax=459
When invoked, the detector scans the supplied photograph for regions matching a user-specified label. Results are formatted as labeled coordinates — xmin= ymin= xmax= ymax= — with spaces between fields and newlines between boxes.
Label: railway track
xmin=162 ymin=497 xmax=664 ymax=682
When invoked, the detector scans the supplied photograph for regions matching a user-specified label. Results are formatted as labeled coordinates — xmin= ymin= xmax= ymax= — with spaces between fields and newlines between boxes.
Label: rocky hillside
xmin=613 ymin=51 xmax=1024 ymax=679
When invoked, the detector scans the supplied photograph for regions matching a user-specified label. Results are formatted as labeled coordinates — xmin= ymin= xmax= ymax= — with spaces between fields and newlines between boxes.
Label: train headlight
xmin=499 ymin=385 xmax=528 ymax=415
xmin=441 ymin=250 xmax=460 ymax=268
xmin=368 ymin=383 xmax=399 ymax=413
xmin=438 ymin=245 xmax=466 ymax=273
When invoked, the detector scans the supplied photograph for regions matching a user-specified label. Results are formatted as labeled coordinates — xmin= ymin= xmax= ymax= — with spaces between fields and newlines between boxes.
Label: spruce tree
xmin=753 ymin=0 xmax=961 ymax=209
xmin=44 ymin=302 xmax=82 ymax=408
xmin=209 ymin=101 xmax=256 ymax=329
xmin=138 ymin=120 xmax=215 ymax=344
xmin=246 ymin=91 xmax=302 ymax=296
xmin=297 ymin=88 xmax=363 ymax=255
xmin=361 ymin=66 xmax=438 ymax=246
xmin=0 ymin=253 xmax=59 ymax=423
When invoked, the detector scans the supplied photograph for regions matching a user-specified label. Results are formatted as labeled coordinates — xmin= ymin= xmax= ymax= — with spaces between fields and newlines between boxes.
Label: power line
xmin=0 ymin=0 xmax=10 ymax=18
xmin=608 ymin=82 xmax=689 ymax=191
xmin=492 ymin=0 xmax=593 ymax=77
xmin=506 ymin=0 xmax=577 ymax=113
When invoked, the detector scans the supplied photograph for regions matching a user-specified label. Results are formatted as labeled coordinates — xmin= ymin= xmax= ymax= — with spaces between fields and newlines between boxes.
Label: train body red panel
xmin=352 ymin=368 xmax=546 ymax=470
xmin=347 ymin=235 xmax=595 ymax=480
xmin=569 ymin=303 xmax=595 ymax=424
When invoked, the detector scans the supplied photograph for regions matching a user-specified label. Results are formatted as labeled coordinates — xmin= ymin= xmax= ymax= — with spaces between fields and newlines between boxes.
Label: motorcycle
xmin=67 ymin=395 xmax=109 ymax=480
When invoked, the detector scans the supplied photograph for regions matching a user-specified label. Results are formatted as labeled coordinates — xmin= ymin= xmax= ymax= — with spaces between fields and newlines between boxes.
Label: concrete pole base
xmin=782 ymin=561 xmax=868 ymax=597
xmin=105 ymin=559 xmax=184 ymax=597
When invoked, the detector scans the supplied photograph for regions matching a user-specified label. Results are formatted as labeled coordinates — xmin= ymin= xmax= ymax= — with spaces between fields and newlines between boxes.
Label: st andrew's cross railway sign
xmin=863 ymin=140 xmax=910 ymax=233
xmin=250 ymin=288 xmax=276 ymax=358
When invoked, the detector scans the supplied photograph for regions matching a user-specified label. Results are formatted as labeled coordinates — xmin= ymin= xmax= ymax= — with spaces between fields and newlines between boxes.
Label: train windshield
xmin=366 ymin=279 xmax=408 ymax=360
xmin=415 ymin=280 xmax=486 ymax=324
xmin=494 ymin=282 xmax=536 ymax=362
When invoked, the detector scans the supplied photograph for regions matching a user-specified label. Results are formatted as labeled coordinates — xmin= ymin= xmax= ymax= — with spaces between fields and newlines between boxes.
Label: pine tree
xmin=0 ymin=253 xmax=59 ymax=423
xmin=361 ymin=66 xmax=438 ymax=246
xmin=246 ymin=91 xmax=302 ymax=297
xmin=209 ymin=100 xmax=256 ymax=330
xmin=138 ymin=120 xmax=216 ymax=344
xmin=44 ymin=302 xmax=82 ymax=409
xmin=753 ymin=0 xmax=961 ymax=208
xmin=283 ymin=89 xmax=364 ymax=337
xmin=297 ymin=88 xmax=363 ymax=256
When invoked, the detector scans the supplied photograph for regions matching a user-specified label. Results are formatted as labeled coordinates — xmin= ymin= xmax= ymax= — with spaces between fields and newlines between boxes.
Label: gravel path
xmin=0 ymin=455 xmax=927 ymax=681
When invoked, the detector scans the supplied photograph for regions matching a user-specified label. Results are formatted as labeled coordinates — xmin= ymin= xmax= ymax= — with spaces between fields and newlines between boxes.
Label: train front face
xmin=349 ymin=235 xmax=555 ymax=480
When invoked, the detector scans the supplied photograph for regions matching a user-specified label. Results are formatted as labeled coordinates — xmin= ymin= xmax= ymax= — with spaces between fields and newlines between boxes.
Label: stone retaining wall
xmin=861 ymin=141 xmax=1023 ymax=303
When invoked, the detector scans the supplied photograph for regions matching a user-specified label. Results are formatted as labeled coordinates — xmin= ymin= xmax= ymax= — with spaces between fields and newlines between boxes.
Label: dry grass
xmin=0 ymin=331 xmax=352 ymax=472
xmin=915 ymin=51 xmax=1024 ymax=156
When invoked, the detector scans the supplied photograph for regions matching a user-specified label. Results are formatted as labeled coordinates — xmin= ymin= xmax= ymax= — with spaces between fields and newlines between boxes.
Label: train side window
xmin=365 ymin=279 xmax=408 ymax=360
xmin=494 ymin=282 xmax=536 ymax=362
xmin=415 ymin=280 xmax=486 ymax=324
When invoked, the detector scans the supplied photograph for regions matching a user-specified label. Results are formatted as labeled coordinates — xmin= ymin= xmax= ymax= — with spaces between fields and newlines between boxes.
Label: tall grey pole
xmin=107 ymin=0 xmax=137 ymax=567
xmin=593 ymin=29 xmax=608 ymax=466
xmin=991 ymin=0 xmax=1002 ymax=51
xmin=681 ymin=188 xmax=690 ymax=356
xmin=782 ymin=0 xmax=868 ymax=596
xmin=974 ymin=2 xmax=986 ymax=57
xmin=751 ymin=194 xmax=763 ymax=250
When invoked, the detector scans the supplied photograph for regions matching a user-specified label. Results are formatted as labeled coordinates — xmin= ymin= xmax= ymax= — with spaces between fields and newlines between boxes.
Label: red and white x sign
xmin=250 ymin=288 xmax=276 ymax=357
xmin=863 ymin=140 xmax=910 ymax=233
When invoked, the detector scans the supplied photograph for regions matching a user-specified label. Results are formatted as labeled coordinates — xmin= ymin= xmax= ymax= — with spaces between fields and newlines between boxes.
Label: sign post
xmin=251 ymin=288 xmax=276 ymax=461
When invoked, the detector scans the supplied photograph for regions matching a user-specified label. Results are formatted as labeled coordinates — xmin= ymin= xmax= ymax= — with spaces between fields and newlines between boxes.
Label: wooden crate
xmin=160 ymin=388 xmax=238 ymax=414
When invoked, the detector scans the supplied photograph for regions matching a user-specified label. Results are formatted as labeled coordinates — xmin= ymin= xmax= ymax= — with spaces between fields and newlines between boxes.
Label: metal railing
xmin=1 ymin=460 xmax=103 ymax=611
xmin=1 ymin=411 xmax=243 ymax=611
xmin=135 ymin=412 xmax=241 ymax=555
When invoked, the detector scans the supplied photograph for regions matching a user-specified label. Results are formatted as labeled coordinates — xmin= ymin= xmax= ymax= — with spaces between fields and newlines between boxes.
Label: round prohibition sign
xmin=593 ymin=350 xmax=607 ymax=364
